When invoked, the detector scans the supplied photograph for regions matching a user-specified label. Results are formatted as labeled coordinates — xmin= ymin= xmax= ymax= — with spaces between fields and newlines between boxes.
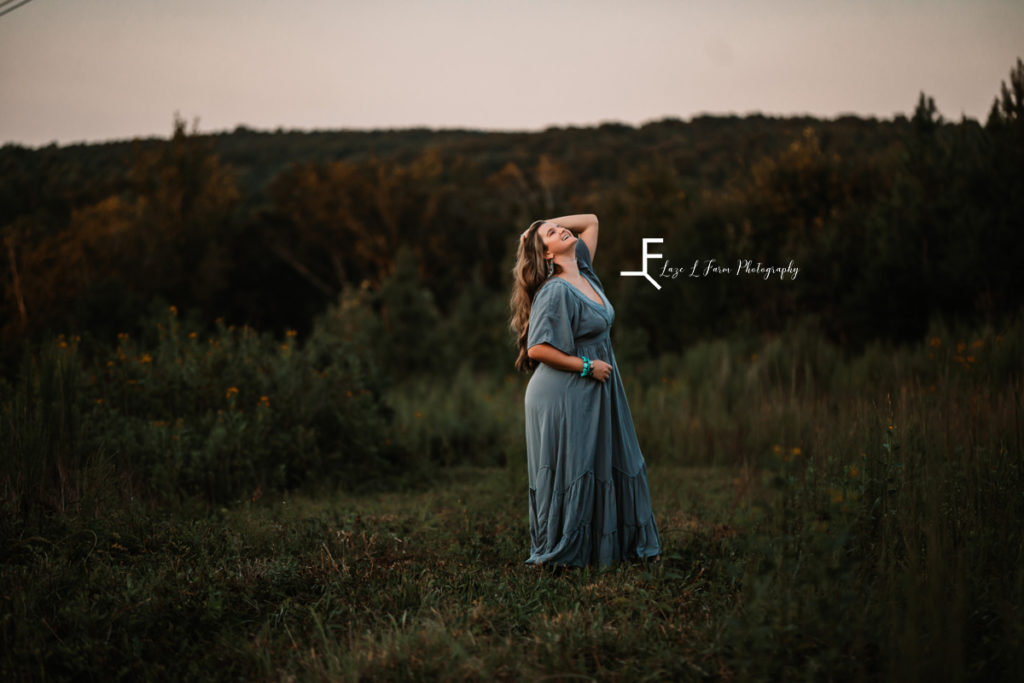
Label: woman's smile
xmin=542 ymin=222 xmax=576 ymax=256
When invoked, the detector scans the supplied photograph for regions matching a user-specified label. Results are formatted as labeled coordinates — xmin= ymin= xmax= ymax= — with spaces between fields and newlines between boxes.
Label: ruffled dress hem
xmin=525 ymin=464 xmax=662 ymax=568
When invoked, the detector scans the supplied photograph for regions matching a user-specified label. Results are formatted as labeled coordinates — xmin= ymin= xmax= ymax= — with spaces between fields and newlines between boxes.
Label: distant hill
xmin=1 ymin=63 xmax=1021 ymax=367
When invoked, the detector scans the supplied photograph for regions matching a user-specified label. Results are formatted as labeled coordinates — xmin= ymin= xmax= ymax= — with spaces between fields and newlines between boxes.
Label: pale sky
xmin=1 ymin=0 xmax=1021 ymax=147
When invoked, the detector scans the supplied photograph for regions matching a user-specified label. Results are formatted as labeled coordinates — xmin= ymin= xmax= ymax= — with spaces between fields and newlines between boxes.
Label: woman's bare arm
xmin=527 ymin=342 xmax=611 ymax=382
xmin=548 ymin=213 xmax=599 ymax=262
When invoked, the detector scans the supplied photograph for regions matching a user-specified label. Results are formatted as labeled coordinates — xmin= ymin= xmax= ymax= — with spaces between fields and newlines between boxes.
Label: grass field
xmin=3 ymin=310 xmax=1023 ymax=681
xmin=2 ymin=462 xmax=822 ymax=681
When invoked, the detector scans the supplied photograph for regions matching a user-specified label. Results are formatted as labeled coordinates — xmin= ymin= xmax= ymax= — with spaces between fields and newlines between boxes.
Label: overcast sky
xmin=1 ymin=0 xmax=1021 ymax=147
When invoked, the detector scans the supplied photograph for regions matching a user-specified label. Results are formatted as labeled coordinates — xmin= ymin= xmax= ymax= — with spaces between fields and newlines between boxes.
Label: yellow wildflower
xmin=928 ymin=337 xmax=942 ymax=348
xmin=791 ymin=447 xmax=802 ymax=456
xmin=140 ymin=354 xmax=153 ymax=364
xmin=169 ymin=305 xmax=177 ymax=316
xmin=286 ymin=329 xmax=298 ymax=337
xmin=849 ymin=465 xmax=860 ymax=478
xmin=226 ymin=387 xmax=239 ymax=399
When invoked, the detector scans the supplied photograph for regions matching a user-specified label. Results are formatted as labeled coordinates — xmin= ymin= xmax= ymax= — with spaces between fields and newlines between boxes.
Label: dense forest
xmin=2 ymin=58 xmax=1022 ymax=376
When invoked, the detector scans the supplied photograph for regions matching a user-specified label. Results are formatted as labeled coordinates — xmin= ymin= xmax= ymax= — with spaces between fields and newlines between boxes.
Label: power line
xmin=0 ymin=0 xmax=38 ymax=19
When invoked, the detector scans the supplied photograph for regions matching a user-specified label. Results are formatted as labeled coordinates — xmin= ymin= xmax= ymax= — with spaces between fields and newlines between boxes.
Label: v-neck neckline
xmin=554 ymin=272 xmax=606 ymax=311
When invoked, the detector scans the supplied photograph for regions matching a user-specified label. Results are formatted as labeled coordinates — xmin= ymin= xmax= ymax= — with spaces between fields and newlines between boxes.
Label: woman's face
xmin=538 ymin=222 xmax=576 ymax=259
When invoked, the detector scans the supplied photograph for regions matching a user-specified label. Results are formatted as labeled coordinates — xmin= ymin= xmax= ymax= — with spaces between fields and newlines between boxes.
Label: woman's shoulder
xmin=532 ymin=278 xmax=574 ymax=306
xmin=535 ymin=278 xmax=564 ymax=297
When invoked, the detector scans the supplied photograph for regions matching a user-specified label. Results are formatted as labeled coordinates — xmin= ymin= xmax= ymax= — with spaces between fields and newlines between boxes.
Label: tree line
xmin=1 ymin=58 xmax=1022 ymax=376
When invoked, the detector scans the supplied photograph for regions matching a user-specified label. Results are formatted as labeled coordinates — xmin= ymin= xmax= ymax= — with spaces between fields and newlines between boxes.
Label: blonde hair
xmin=509 ymin=220 xmax=564 ymax=372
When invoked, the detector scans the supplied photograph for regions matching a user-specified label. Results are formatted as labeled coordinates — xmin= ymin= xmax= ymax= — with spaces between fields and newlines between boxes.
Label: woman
xmin=510 ymin=213 xmax=662 ymax=569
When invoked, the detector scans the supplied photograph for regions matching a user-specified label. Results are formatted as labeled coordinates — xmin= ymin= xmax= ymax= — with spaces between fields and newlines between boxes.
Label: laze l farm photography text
xmin=658 ymin=257 xmax=800 ymax=280
xmin=619 ymin=237 xmax=799 ymax=289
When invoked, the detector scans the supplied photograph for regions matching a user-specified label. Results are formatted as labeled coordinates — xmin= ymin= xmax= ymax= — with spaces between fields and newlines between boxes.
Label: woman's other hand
xmin=589 ymin=359 xmax=612 ymax=382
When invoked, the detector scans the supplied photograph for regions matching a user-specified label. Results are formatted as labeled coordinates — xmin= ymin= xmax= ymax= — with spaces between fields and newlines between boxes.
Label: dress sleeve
xmin=575 ymin=237 xmax=593 ymax=272
xmin=527 ymin=283 xmax=576 ymax=356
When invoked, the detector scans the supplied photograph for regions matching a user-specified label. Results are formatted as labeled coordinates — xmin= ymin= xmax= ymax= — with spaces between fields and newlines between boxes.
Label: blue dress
xmin=524 ymin=237 xmax=662 ymax=567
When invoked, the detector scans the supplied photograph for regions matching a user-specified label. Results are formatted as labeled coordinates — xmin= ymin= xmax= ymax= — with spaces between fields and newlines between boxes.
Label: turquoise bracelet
xmin=580 ymin=355 xmax=591 ymax=377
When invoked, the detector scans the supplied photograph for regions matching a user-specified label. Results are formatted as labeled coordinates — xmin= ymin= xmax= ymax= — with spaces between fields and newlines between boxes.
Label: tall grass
xmin=0 ymin=303 xmax=415 ymax=514
xmin=0 ymin=337 xmax=85 ymax=520
xmin=2 ymin=306 xmax=1022 ymax=679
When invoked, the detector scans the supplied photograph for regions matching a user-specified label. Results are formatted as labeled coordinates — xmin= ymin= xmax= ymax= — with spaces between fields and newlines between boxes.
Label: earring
xmin=545 ymin=259 xmax=554 ymax=277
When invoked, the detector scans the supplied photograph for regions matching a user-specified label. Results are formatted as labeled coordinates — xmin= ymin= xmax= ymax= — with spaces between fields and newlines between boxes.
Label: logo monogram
xmin=619 ymin=238 xmax=664 ymax=290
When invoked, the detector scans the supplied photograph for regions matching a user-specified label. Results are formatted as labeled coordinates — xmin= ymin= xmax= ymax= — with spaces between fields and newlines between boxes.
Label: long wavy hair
xmin=510 ymin=219 xmax=566 ymax=373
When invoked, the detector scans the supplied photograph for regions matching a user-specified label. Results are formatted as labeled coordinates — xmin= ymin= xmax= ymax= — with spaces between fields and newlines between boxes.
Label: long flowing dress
xmin=524 ymin=237 xmax=662 ymax=567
